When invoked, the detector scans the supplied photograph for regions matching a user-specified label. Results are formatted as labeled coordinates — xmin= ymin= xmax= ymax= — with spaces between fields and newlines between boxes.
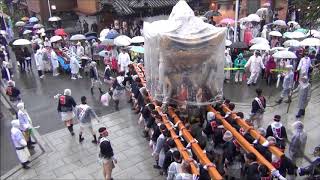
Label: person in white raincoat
xmin=70 ymin=55 xmax=82 ymax=80
xmin=35 ymin=47 xmax=45 ymax=79
xmin=295 ymin=76 xmax=311 ymax=118
xmin=50 ymin=48 xmax=60 ymax=76
xmin=17 ymin=102 xmax=36 ymax=149
xmin=224 ymin=50 xmax=233 ymax=83
xmin=297 ymin=52 xmax=312 ymax=78
xmin=289 ymin=121 xmax=307 ymax=166
xmin=245 ymin=51 xmax=265 ymax=86
xmin=118 ymin=48 xmax=130 ymax=73
xmin=11 ymin=120 xmax=31 ymax=169
xmin=76 ymin=42 xmax=84 ymax=57
xmin=276 ymin=65 xmax=294 ymax=104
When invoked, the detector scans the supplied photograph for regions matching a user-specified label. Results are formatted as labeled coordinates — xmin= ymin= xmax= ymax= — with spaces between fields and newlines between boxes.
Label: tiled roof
xmin=101 ymin=0 xmax=192 ymax=15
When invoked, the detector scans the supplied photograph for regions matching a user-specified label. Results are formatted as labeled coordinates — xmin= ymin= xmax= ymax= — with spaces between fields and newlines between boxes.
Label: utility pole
xmin=234 ymin=0 xmax=239 ymax=42
xmin=47 ymin=0 xmax=52 ymax=17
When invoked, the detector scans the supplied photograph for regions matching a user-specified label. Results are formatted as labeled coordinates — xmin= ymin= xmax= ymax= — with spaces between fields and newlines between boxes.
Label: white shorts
xmin=80 ymin=122 xmax=93 ymax=129
xmin=60 ymin=112 xmax=75 ymax=121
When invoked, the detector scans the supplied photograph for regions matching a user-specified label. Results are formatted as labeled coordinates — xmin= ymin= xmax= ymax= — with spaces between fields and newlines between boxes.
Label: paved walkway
xmin=4 ymin=108 xmax=161 ymax=180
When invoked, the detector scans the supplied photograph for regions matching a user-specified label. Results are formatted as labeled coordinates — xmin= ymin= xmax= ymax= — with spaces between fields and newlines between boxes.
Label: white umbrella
xmin=256 ymin=8 xmax=268 ymax=17
xmin=225 ymin=40 xmax=232 ymax=46
xmin=33 ymin=24 xmax=44 ymax=29
xmin=23 ymin=30 xmax=32 ymax=35
xmin=239 ymin=17 xmax=250 ymax=23
xmin=114 ymin=35 xmax=131 ymax=46
xmin=0 ymin=30 xmax=7 ymax=35
xmin=273 ymin=20 xmax=287 ymax=27
xmin=308 ymin=30 xmax=320 ymax=38
xmin=300 ymin=38 xmax=320 ymax=46
xmin=262 ymin=2 xmax=270 ymax=7
xmin=250 ymin=37 xmax=269 ymax=44
xmin=100 ymin=29 xmax=109 ymax=39
xmin=250 ymin=43 xmax=270 ymax=51
xmin=283 ymin=40 xmax=300 ymax=47
xmin=29 ymin=17 xmax=39 ymax=23
xmin=284 ymin=31 xmax=307 ymax=39
xmin=70 ymin=34 xmax=86 ymax=41
xmin=287 ymin=21 xmax=299 ymax=27
xmin=100 ymin=39 xmax=114 ymax=46
xmin=131 ymin=36 xmax=144 ymax=43
xmin=271 ymin=47 xmax=286 ymax=51
xmin=48 ymin=16 xmax=61 ymax=22
xmin=15 ymin=21 xmax=25 ymax=27
xmin=13 ymin=39 xmax=31 ymax=46
xmin=269 ymin=31 xmax=282 ymax=37
xmin=272 ymin=50 xmax=297 ymax=59
xmin=36 ymin=28 xmax=45 ymax=34
xmin=247 ymin=14 xmax=261 ymax=22
xmin=50 ymin=35 xmax=62 ymax=43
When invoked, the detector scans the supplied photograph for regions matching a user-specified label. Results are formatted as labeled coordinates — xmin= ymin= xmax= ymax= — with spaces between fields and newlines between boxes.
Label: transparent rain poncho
xmin=143 ymin=0 xmax=226 ymax=109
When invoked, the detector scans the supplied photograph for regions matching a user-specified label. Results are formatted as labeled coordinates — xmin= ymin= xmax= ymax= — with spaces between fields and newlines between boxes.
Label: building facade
xmin=210 ymin=0 xmax=288 ymax=23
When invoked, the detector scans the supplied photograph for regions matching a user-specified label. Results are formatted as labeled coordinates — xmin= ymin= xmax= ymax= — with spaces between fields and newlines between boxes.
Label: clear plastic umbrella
xmin=269 ymin=31 xmax=282 ymax=37
xmin=50 ymin=35 xmax=62 ymax=43
xmin=272 ymin=50 xmax=297 ymax=59
xmin=48 ymin=16 xmax=61 ymax=22
xmin=13 ymin=39 xmax=31 ymax=46
xmin=114 ymin=35 xmax=131 ymax=46
xmin=131 ymin=36 xmax=144 ymax=43
xmin=70 ymin=34 xmax=86 ymax=41
xmin=247 ymin=14 xmax=261 ymax=22
xmin=33 ymin=24 xmax=44 ymax=29
xmin=250 ymin=43 xmax=270 ymax=51
xmin=225 ymin=40 xmax=232 ymax=46
xmin=284 ymin=31 xmax=307 ymax=39
xmin=23 ymin=30 xmax=32 ymax=35
xmin=15 ymin=21 xmax=25 ymax=27
xmin=283 ymin=39 xmax=300 ymax=47
xmin=250 ymin=37 xmax=269 ymax=44
xmin=29 ymin=17 xmax=39 ymax=23
xmin=300 ymin=38 xmax=320 ymax=46
xmin=273 ymin=20 xmax=286 ymax=27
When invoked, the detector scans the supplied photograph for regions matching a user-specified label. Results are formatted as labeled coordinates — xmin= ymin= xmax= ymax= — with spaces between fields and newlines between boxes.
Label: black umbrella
xmin=230 ymin=42 xmax=248 ymax=49
xmin=85 ymin=32 xmax=97 ymax=37
xmin=204 ymin=10 xmax=221 ymax=18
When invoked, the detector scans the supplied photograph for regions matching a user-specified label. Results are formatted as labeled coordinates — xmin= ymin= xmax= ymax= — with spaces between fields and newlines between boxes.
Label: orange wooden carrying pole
xmin=168 ymin=107 xmax=223 ymax=180
xmin=155 ymin=107 xmax=199 ymax=175
xmin=208 ymin=106 xmax=276 ymax=172
xmin=132 ymin=64 xmax=199 ymax=175
xmin=221 ymin=104 xmax=284 ymax=158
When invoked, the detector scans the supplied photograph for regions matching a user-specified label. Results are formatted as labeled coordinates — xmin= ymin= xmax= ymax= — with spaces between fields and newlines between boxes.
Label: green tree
xmin=292 ymin=0 xmax=320 ymax=28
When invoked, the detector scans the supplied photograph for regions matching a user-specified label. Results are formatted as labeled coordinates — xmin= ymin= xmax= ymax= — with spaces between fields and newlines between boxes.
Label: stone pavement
xmin=4 ymin=108 xmax=162 ymax=180
xmin=235 ymin=83 xmax=320 ymax=166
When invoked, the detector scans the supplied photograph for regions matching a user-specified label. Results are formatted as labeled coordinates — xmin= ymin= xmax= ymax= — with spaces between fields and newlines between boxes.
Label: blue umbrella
xmin=86 ymin=36 xmax=97 ymax=41
xmin=24 ymin=23 xmax=34 ymax=29
xmin=29 ymin=17 xmax=39 ymax=23
xmin=130 ymin=46 xmax=144 ymax=54
xmin=105 ymin=30 xmax=119 ymax=39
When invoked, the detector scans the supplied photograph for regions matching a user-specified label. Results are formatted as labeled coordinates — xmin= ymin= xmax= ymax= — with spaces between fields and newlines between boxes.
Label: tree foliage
xmin=292 ymin=0 xmax=320 ymax=28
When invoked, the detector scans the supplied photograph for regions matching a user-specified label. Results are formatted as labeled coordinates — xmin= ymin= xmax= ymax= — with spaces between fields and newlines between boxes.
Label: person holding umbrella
xmin=50 ymin=47 xmax=60 ymax=76
xmin=35 ymin=46 xmax=45 ymax=79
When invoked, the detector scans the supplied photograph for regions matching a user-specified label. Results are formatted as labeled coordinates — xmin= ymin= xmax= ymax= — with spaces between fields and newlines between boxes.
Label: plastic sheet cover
xmin=143 ymin=0 xmax=226 ymax=108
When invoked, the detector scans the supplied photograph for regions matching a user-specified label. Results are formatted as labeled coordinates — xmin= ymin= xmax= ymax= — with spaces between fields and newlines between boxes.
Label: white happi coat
xmin=76 ymin=45 xmax=84 ymax=57
xmin=70 ymin=56 xmax=81 ymax=74
xmin=118 ymin=52 xmax=130 ymax=72
xmin=50 ymin=50 xmax=59 ymax=69
xmin=245 ymin=55 xmax=265 ymax=73
xmin=297 ymin=57 xmax=311 ymax=75
xmin=35 ymin=50 xmax=44 ymax=70
xmin=11 ymin=126 xmax=30 ymax=163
